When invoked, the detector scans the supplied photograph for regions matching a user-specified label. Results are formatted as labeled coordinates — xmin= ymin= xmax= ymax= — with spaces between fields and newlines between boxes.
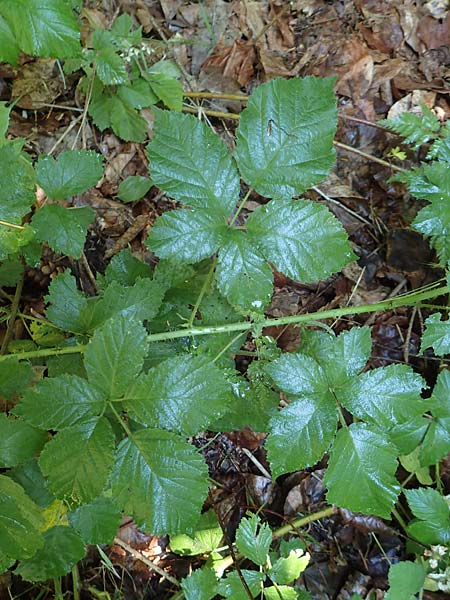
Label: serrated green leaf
xmin=0 ymin=475 xmax=44 ymax=566
xmin=14 ymin=374 xmax=106 ymax=430
xmin=264 ymin=586 xmax=298 ymax=600
xmin=147 ymin=73 xmax=183 ymax=111
xmin=89 ymin=82 xmax=112 ymax=130
xmin=0 ymin=258 xmax=23 ymax=285
xmin=32 ymin=205 xmax=95 ymax=258
xmin=147 ymin=109 xmax=240 ymax=215
xmin=45 ymin=271 xmax=90 ymax=333
xmin=0 ymin=101 xmax=11 ymax=139
xmin=266 ymin=352 xmax=329 ymax=397
xmin=413 ymin=201 xmax=450 ymax=263
xmin=15 ymin=526 xmax=85 ymax=581
xmin=118 ymin=79 xmax=158 ymax=109
xmin=420 ymin=370 xmax=450 ymax=465
xmin=235 ymin=76 xmax=337 ymax=197
xmin=300 ymin=327 xmax=371 ymax=384
xmin=340 ymin=364 xmax=425 ymax=427
xmin=36 ymin=150 xmax=103 ymax=200
xmin=382 ymin=105 xmax=440 ymax=149
xmin=84 ymin=316 xmax=148 ymax=399
xmin=91 ymin=278 xmax=165 ymax=327
xmin=0 ymin=15 xmax=19 ymax=64
xmin=384 ymin=561 xmax=426 ymax=600
xmin=170 ymin=509 xmax=222 ymax=556
xmin=0 ymin=358 xmax=33 ymax=400
xmin=399 ymin=447 xmax=432 ymax=486
xmin=387 ymin=416 xmax=429 ymax=455
xmin=39 ymin=418 xmax=115 ymax=504
xmin=110 ymin=13 xmax=142 ymax=46
xmin=69 ymin=496 xmax=122 ymax=544
xmin=247 ymin=198 xmax=354 ymax=282
xmin=406 ymin=487 xmax=450 ymax=534
xmin=104 ymin=249 xmax=151 ymax=285
xmin=181 ymin=567 xmax=219 ymax=600
xmin=0 ymin=414 xmax=46 ymax=468
xmin=268 ymin=549 xmax=310 ymax=585
xmin=111 ymin=429 xmax=208 ymax=534
xmin=91 ymin=29 xmax=127 ymax=85
xmin=266 ymin=395 xmax=337 ymax=476
xmin=0 ymin=0 xmax=80 ymax=58
xmin=0 ymin=142 xmax=35 ymax=223
xmin=235 ymin=513 xmax=272 ymax=566
xmin=421 ymin=312 xmax=450 ymax=356
xmin=7 ymin=458 xmax=54 ymax=508
xmin=118 ymin=175 xmax=152 ymax=202
xmin=216 ymin=232 xmax=273 ymax=312
xmin=217 ymin=569 xmax=265 ymax=599
xmin=124 ymin=354 xmax=232 ymax=435
xmin=146 ymin=208 xmax=226 ymax=263
xmin=110 ymin=95 xmax=148 ymax=142
xmin=324 ymin=423 xmax=400 ymax=518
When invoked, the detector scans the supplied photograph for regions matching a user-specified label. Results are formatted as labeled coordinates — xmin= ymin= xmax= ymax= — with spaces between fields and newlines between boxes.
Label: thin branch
xmin=113 ymin=537 xmax=179 ymax=587
xmin=1 ymin=270 xmax=24 ymax=355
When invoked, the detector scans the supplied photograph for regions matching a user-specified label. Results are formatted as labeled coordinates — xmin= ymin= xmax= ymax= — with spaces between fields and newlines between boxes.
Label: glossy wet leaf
xmin=69 ymin=497 xmax=122 ymax=544
xmin=0 ymin=414 xmax=46 ymax=467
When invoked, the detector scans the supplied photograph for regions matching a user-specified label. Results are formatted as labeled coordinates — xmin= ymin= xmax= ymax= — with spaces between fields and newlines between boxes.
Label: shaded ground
xmin=2 ymin=0 xmax=450 ymax=598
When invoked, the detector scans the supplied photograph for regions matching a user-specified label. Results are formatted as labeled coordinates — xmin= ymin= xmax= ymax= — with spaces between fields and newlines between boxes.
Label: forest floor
xmin=2 ymin=0 xmax=450 ymax=598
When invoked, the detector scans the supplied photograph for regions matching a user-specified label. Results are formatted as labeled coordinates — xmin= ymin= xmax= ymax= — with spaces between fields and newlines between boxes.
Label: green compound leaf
xmin=0 ymin=414 xmax=46 ymax=468
xmin=181 ymin=567 xmax=219 ymax=600
xmin=36 ymin=150 xmax=104 ymax=200
xmin=39 ymin=418 xmax=115 ymax=504
xmin=14 ymin=375 xmax=106 ymax=430
xmin=264 ymin=586 xmax=298 ymax=600
xmin=235 ymin=76 xmax=337 ymax=198
xmin=235 ymin=513 xmax=272 ymax=566
xmin=69 ymin=496 xmax=122 ymax=545
xmin=118 ymin=79 xmax=158 ymax=110
xmin=216 ymin=232 xmax=273 ymax=312
xmin=340 ymin=364 xmax=425 ymax=428
xmin=170 ymin=509 xmax=222 ymax=556
xmin=266 ymin=395 xmax=337 ymax=477
xmin=124 ymin=355 xmax=232 ymax=436
xmin=91 ymin=29 xmax=127 ymax=86
xmin=0 ymin=359 xmax=33 ymax=400
xmin=32 ymin=205 xmax=95 ymax=259
xmin=0 ymin=475 xmax=44 ymax=566
xmin=110 ymin=429 xmax=208 ymax=535
xmin=420 ymin=370 xmax=450 ymax=465
xmin=384 ymin=561 xmax=426 ymax=600
xmin=324 ymin=423 xmax=400 ymax=518
xmin=15 ymin=526 xmax=85 ymax=582
xmin=265 ymin=352 xmax=329 ymax=398
xmin=421 ymin=312 xmax=450 ymax=356
xmin=118 ymin=175 xmax=152 ymax=203
xmin=0 ymin=0 xmax=80 ymax=59
xmin=247 ymin=198 xmax=354 ymax=282
xmin=84 ymin=316 xmax=148 ymax=399
xmin=405 ymin=487 xmax=450 ymax=544
xmin=0 ymin=142 xmax=35 ymax=223
xmin=147 ymin=109 xmax=240 ymax=215
xmin=0 ymin=15 xmax=19 ymax=64
xmin=146 ymin=208 xmax=227 ymax=263
xmin=217 ymin=570 xmax=265 ymax=599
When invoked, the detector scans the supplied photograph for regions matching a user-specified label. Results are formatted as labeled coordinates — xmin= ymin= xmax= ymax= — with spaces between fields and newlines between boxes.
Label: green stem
xmin=229 ymin=188 xmax=253 ymax=227
xmin=72 ymin=564 xmax=81 ymax=600
xmin=184 ymin=91 xmax=248 ymax=102
xmin=392 ymin=507 xmax=409 ymax=535
xmin=1 ymin=284 xmax=448 ymax=364
xmin=53 ymin=578 xmax=63 ymax=600
xmin=187 ymin=257 xmax=217 ymax=327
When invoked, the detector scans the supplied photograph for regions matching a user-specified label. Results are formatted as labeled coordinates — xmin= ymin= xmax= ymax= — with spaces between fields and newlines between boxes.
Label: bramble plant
xmin=0 ymin=5 xmax=450 ymax=600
